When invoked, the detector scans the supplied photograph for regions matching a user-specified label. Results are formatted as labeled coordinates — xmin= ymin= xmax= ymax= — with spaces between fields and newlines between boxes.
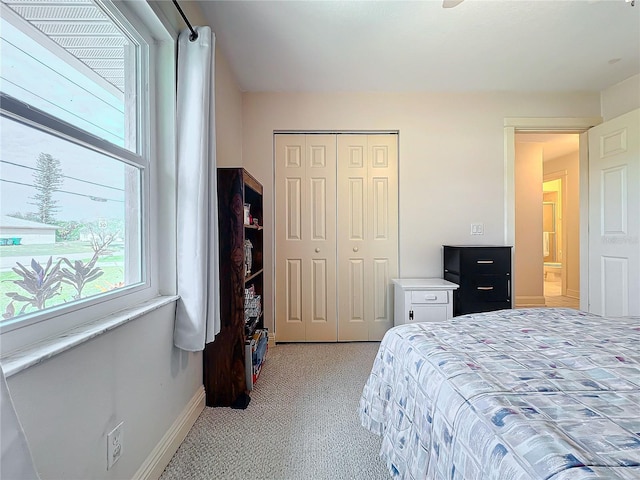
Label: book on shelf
xmin=245 ymin=328 xmax=268 ymax=391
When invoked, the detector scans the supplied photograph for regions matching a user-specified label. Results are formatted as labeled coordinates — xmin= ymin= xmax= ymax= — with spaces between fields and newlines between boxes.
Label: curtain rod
xmin=171 ymin=0 xmax=198 ymax=41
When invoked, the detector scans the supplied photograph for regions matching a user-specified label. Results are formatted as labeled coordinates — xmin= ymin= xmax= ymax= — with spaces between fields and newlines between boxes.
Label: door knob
xmin=353 ymin=247 xmax=359 ymax=252
xmin=315 ymin=248 xmax=320 ymax=253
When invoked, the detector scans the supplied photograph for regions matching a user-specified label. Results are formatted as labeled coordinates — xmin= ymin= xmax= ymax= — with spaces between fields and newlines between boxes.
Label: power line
xmin=0 ymin=76 xmax=125 ymax=144
xmin=0 ymin=159 xmax=125 ymax=191
xmin=0 ymin=178 xmax=124 ymax=203
xmin=0 ymin=36 xmax=125 ymax=114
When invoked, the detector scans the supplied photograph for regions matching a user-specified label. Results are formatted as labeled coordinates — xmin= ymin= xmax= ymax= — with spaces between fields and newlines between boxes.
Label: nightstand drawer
xmin=411 ymin=290 xmax=448 ymax=304
xmin=393 ymin=279 xmax=458 ymax=326
xmin=466 ymin=275 xmax=509 ymax=302
xmin=462 ymin=248 xmax=510 ymax=274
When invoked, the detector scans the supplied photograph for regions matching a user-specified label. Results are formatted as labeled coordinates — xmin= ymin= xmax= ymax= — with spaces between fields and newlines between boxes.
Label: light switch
xmin=471 ymin=223 xmax=484 ymax=235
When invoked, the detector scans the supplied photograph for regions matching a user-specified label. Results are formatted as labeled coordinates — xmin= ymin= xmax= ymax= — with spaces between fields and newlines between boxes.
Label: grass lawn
xmin=1 ymin=263 xmax=126 ymax=318
xmin=0 ymin=241 xmax=97 ymax=257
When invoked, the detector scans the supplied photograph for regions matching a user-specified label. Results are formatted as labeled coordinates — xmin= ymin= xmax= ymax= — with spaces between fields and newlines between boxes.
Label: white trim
xmin=566 ymin=289 xmax=580 ymax=299
xmin=132 ymin=386 xmax=205 ymax=480
xmin=504 ymin=117 xmax=601 ymax=312
xmin=0 ymin=296 xmax=179 ymax=377
xmin=504 ymin=117 xmax=602 ymax=130
xmin=578 ymin=132 xmax=590 ymax=312
xmin=143 ymin=2 xmax=180 ymax=41
xmin=274 ymin=130 xmax=400 ymax=135
xmin=0 ymin=94 xmax=143 ymax=166
xmin=504 ymin=126 xmax=516 ymax=247
xmin=515 ymin=295 xmax=547 ymax=308
xmin=154 ymin=38 xmax=178 ymax=295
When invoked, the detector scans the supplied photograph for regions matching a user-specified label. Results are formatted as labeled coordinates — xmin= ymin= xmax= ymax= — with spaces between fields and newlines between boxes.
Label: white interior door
xmin=588 ymin=108 xmax=639 ymax=317
xmin=337 ymin=134 xmax=398 ymax=341
xmin=275 ymin=134 xmax=337 ymax=341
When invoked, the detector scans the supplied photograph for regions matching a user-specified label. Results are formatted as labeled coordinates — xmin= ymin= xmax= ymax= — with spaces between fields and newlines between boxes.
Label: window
xmin=0 ymin=0 xmax=160 ymax=340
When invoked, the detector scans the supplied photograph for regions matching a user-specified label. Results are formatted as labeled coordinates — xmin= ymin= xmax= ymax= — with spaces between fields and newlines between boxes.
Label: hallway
xmin=544 ymin=276 xmax=579 ymax=309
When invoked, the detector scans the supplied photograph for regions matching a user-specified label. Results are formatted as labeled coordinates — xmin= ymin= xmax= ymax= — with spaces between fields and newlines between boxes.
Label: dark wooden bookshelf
xmin=203 ymin=168 xmax=264 ymax=407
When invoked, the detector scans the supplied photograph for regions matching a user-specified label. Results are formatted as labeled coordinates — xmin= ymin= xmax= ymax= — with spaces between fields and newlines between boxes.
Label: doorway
xmin=514 ymin=132 xmax=580 ymax=309
xmin=506 ymin=111 xmax=640 ymax=317
xmin=542 ymin=173 xmax=579 ymax=309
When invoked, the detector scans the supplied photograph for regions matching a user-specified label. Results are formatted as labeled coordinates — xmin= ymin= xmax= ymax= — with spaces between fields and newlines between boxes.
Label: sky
xmin=0 ymin=14 xmax=134 ymax=224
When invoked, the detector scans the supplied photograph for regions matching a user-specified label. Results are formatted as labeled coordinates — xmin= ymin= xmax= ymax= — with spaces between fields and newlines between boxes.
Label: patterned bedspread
xmin=359 ymin=308 xmax=640 ymax=479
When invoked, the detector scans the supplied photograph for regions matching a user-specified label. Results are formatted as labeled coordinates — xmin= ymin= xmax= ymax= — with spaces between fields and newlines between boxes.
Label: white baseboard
xmin=268 ymin=331 xmax=276 ymax=348
xmin=566 ymin=289 xmax=580 ymax=299
xmin=132 ymin=385 xmax=205 ymax=480
xmin=515 ymin=296 xmax=546 ymax=308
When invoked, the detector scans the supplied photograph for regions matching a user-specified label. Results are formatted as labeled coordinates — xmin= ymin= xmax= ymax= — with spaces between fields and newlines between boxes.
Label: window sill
xmin=0 ymin=295 xmax=179 ymax=378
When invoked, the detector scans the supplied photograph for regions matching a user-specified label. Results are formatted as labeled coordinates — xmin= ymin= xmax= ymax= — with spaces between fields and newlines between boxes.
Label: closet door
xmin=275 ymin=135 xmax=337 ymax=341
xmin=337 ymin=134 xmax=398 ymax=341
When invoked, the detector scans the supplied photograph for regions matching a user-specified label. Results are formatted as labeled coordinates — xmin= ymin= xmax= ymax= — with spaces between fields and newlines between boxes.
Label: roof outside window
xmin=1 ymin=0 xmax=126 ymax=93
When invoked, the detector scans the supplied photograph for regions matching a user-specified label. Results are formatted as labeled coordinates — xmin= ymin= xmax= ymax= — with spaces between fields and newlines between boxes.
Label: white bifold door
xmin=588 ymin=108 xmax=639 ymax=317
xmin=275 ymin=133 xmax=398 ymax=342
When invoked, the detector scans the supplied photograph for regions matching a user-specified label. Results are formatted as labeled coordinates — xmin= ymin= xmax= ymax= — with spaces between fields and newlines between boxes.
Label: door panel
xmin=348 ymin=259 xmax=365 ymax=322
xmin=348 ymin=178 xmax=365 ymax=239
xmin=311 ymin=178 xmax=327 ymax=240
xmin=306 ymin=136 xmax=337 ymax=340
xmin=277 ymin=136 xmax=306 ymax=341
xmin=588 ymin=109 xmax=639 ymax=317
xmin=286 ymin=178 xmax=302 ymax=240
xmin=276 ymin=134 xmax=337 ymax=341
xmin=311 ymin=259 xmax=327 ymax=321
xmin=373 ymin=259 xmax=390 ymax=322
xmin=366 ymin=135 xmax=399 ymax=340
xmin=337 ymin=134 xmax=398 ymax=341
xmin=286 ymin=259 xmax=302 ymax=322
xmin=373 ymin=177 xmax=390 ymax=239
xmin=601 ymin=166 xmax=626 ymax=234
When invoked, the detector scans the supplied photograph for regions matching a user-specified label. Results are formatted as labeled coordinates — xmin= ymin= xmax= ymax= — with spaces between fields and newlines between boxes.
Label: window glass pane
xmin=0 ymin=0 xmax=138 ymax=152
xmin=0 ymin=115 xmax=142 ymax=321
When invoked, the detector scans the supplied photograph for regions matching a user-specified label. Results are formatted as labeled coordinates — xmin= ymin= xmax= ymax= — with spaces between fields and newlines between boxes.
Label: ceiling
xmin=198 ymin=0 xmax=640 ymax=93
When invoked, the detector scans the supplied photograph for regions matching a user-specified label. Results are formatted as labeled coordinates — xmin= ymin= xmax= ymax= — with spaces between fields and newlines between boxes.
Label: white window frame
xmin=0 ymin=0 xmax=177 ymax=357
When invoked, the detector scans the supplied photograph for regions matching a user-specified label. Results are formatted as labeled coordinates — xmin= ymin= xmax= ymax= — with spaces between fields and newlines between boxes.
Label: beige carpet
xmin=160 ymin=342 xmax=390 ymax=480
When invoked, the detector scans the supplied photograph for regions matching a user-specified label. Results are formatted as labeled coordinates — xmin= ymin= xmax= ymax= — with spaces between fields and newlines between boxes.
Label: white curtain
xmin=1 ymin=366 xmax=41 ymax=479
xmin=174 ymin=26 xmax=220 ymax=351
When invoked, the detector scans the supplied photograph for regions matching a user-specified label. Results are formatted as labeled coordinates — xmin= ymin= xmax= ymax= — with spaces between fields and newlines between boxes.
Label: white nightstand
xmin=392 ymin=278 xmax=459 ymax=326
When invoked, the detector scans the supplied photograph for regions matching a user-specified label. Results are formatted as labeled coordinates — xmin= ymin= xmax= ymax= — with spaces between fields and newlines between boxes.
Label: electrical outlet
xmin=471 ymin=223 xmax=484 ymax=235
xmin=107 ymin=422 xmax=123 ymax=470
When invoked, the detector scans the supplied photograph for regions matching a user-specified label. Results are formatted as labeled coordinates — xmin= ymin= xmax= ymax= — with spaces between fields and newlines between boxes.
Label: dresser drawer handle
xmin=424 ymin=295 xmax=438 ymax=301
xmin=476 ymin=260 xmax=494 ymax=264
xmin=477 ymin=286 xmax=494 ymax=290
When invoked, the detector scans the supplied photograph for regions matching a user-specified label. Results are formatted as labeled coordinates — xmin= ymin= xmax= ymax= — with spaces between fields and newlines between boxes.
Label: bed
xmin=359 ymin=308 xmax=640 ymax=479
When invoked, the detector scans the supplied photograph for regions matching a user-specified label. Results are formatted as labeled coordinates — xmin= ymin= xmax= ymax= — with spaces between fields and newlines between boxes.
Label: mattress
xmin=359 ymin=308 xmax=640 ymax=479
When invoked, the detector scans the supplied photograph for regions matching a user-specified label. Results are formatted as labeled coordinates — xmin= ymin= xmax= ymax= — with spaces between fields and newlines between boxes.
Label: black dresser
xmin=443 ymin=245 xmax=512 ymax=316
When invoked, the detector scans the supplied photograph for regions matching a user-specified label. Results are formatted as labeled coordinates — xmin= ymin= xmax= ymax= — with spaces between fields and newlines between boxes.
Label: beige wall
xmin=214 ymin=43 xmax=243 ymax=166
xmin=8 ymin=305 xmax=200 ymax=480
xmin=545 ymin=151 xmax=580 ymax=298
xmin=152 ymin=0 xmax=243 ymax=165
xmin=601 ymin=74 xmax=640 ymax=121
xmin=514 ymin=142 xmax=545 ymax=306
xmin=242 ymin=92 xmax=601 ymax=332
